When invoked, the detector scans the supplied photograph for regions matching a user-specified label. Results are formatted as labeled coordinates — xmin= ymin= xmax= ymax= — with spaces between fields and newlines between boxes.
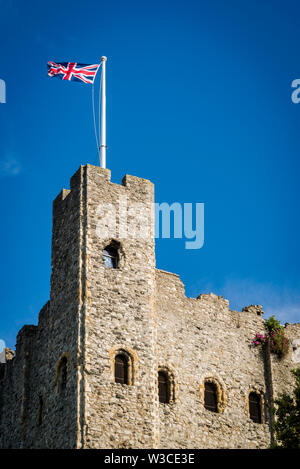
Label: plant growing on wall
xmin=252 ymin=332 xmax=267 ymax=346
xmin=252 ymin=315 xmax=289 ymax=358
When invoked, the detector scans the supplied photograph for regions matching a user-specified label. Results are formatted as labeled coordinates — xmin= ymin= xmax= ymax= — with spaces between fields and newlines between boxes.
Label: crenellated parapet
xmin=1 ymin=164 xmax=299 ymax=449
xmin=242 ymin=304 xmax=264 ymax=316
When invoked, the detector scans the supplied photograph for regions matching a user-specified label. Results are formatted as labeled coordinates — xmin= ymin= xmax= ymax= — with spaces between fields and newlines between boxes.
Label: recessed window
xmin=115 ymin=354 xmax=129 ymax=384
xmin=249 ymin=392 xmax=262 ymax=423
xmin=158 ymin=371 xmax=170 ymax=403
xmin=57 ymin=356 xmax=68 ymax=393
xmin=103 ymin=245 xmax=119 ymax=269
xmin=204 ymin=381 xmax=218 ymax=412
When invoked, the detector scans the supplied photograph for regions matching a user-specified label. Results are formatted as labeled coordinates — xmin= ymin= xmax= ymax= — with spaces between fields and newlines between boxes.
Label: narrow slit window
xmin=57 ymin=356 xmax=68 ymax=393
xmin=103 ymin=246 xmax=118 ymax=269
xmin=115 ymin=354 xmax=129 ymax=384
xmin=204 ymin=381 xmax=218 ymax=412
xmin=249 ymin=392 xmax=262 ymax=423
xmin=158 ymin=371 xmax=170 ymax=403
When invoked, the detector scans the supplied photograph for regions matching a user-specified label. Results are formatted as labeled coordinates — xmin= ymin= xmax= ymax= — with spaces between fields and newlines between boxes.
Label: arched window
xmin=204 ymin=381 xmax=218 ymax=412
xmin=115 ymin=354 xmax=129 ymax=384
xmin=249 ymin=392 xmax=262 ymax=423
xmin=103 ymin=244 xmax=119 ymax=269
xmin=57 ymin=356 xmax=68 ymax=393
xmin=158 ymin=370 xmax=170 ymax=403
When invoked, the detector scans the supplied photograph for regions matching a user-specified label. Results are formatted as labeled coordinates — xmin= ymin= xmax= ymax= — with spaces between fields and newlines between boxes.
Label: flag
xmin=47 ymin=61 xmax=100 ymax=84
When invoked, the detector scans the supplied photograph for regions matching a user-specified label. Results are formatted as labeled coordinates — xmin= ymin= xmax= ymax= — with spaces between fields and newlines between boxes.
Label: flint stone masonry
xmin=0 ymin=164 xmax=299 ymax=449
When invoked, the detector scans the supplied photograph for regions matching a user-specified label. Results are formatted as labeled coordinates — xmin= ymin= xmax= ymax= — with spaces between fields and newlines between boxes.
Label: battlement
xmin=196 ymin=292 xmax=230 ymax=307
xmin=241 ymin=304 xmax=264 ymax=315
xmin=1 ymin=165 xmax=299 ymax=450
xmin=54 ymin=165 xmax=154 ymax=208
xmin=156 ymin=269 xmax=268 ymax=320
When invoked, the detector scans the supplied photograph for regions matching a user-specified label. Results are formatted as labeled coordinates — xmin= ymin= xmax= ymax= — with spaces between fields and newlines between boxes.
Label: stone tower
xmin=0 ymin=164 xmax=299 ymax=449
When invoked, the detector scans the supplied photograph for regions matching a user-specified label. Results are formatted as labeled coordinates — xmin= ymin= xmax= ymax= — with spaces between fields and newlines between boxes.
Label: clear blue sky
xmin=0 ymin=0 xmax=299 ymax=349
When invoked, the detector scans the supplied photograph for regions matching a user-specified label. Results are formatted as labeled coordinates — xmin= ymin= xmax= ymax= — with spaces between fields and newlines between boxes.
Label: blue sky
xmin=0 ymin=0 xmax=299 ymax=349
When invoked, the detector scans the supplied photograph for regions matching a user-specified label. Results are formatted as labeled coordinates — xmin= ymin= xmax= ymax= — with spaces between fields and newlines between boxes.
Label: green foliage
xmin=253 ymin=315 xmax=289 ymax=358
xmin=269 ymin=330 xmax=290 ymax=358
xmin=272 ymin=368 xmax=300 ymax=448
xmin=265 ymin=315 xmax=284 ymax=334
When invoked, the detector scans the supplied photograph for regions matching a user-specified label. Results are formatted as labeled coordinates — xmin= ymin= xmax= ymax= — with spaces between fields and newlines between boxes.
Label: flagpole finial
xmin=101 ymin=56 xmax=107 ymax=62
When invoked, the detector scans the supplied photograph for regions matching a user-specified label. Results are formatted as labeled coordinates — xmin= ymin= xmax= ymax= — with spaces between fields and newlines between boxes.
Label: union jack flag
xmin=47 ymin=61 xmax=100 ymax=84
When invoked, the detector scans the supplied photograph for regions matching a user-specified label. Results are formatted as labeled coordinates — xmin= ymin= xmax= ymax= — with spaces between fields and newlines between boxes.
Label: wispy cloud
xmin=0 ymin=154 xmax=21 ymax=177
xmin=219 ymin=277 xmax=300 ymax=325
xmin=188 ymin=276 xmax=300 ymax=325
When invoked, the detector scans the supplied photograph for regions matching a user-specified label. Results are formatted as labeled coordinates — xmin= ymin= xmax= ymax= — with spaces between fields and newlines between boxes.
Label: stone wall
xmin=270 ymin=323 xmax=300 ymax=404
xmin=81 ymin=166 xmax=158 ymax=449
xmin=0 ymin=164 xmax=299 ymax=449
xmin=155 ymin=270 xmax=270 ymax=448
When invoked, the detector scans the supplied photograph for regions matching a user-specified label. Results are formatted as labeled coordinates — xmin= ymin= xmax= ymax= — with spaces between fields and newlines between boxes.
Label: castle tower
xmin=0 ymin=163 xmax=299 ymax=449
xmin=50 ymin=164 xmax=158 ymax=448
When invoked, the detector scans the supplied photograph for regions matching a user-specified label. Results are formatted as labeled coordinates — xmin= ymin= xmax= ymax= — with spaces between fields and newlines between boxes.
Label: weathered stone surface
xmin=0 ymin=164 xmax=299 ymax=449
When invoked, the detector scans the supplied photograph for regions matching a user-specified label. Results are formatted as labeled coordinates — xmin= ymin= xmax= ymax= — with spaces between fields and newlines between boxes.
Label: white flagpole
xmin=100 ymin=56 xmax=107 ymax=168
